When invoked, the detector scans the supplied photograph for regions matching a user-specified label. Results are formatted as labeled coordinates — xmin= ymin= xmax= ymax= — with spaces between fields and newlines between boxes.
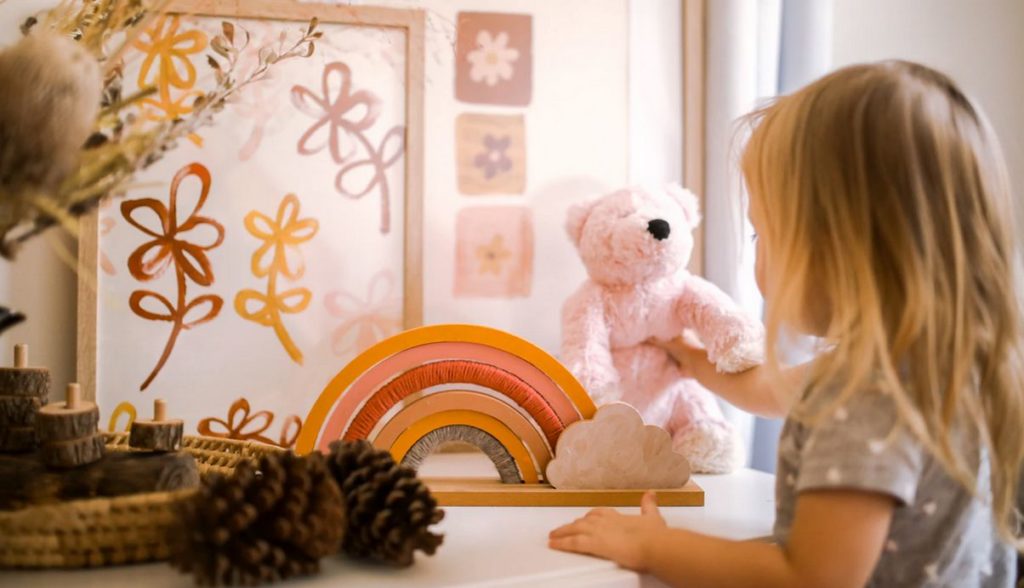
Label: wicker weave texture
xmin=0 ymin=433 xmax=283 ymax=568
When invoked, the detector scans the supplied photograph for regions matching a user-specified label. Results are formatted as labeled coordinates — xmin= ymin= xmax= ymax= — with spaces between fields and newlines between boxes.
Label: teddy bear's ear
xmin=565 ymin=198 xmax=599 ymax=247
xmin=665 ymin=183 xmax=702 ymax=226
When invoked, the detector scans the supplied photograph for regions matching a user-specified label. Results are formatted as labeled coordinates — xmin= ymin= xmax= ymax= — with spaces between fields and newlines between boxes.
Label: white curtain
xmin=704 ymin=0 xmax=832 ymax=470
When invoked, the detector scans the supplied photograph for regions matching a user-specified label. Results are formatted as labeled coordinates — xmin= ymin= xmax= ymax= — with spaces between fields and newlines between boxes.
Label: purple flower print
xmin=473 ymin=134 xmax=513 ymax=180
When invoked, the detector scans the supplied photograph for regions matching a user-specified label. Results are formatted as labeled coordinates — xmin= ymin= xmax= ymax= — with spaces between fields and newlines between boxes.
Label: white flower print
xmin=467 ymin=30 xmax=519 ymax=86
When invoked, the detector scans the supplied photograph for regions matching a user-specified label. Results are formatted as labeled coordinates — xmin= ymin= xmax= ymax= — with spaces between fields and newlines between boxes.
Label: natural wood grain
xmin=129 ymin=398 xmax=183 ymax=452
xmin=0 ymin=368 xmax=50 ymax=398
xmin=683 ymin=0 xmax=706 ymax=277
xmin=76 ymin=209 xmax=98 ymax=402
xmin=546 ymin=403 xmax=691 ymax=490
xmin=40 ymin=433 xmax=106 ymax=468
xmin=13 ymin=344 xmax=27 ymax=369
xmin=425 ymin=478 xmax=704 ymax=507
xmin=0 ymin=395 xmax=43 ymax=426
xmin=169 ymin=0 xmax=420 ymax=28
xmin=130 ymin=420 xmax=184 ymax=452
xmin=403 ymin=10 xmax=426 ymax=328
xmin=0 ymin=425 xmax=36 ymax=453
xmin=36 ymin=403 xmax=99 ymax=443
xmin=0 ymin=450 xmax=200 ymax=510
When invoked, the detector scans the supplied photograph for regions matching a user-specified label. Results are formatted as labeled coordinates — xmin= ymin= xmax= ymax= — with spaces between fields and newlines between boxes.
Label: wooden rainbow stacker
xmin=296 ymin=324 xmax=704 ymax=506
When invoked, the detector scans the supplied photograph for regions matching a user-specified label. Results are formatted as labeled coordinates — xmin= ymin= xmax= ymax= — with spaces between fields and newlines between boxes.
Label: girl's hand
xmin=548 ymin=491 xmax=667 ymax=571
xmin=651 ymin=332 xmax=710 ymax=378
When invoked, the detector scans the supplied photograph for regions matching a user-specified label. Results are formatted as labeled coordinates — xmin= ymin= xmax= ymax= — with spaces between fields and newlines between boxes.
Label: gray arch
xmin=400 ymin=424 xmax=524 ymax=484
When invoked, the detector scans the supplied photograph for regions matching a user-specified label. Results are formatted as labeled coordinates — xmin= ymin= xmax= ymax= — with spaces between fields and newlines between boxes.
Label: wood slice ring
xmin=0 ymin=394 xmax=43 ymax=427
xmin=130 ymin=420 xmax=183 ymax=452
xmin=0 ymin=369 xmax=50 ymax=399
xmin=36 ymin=384 xmax=100 ymax=444
xmin=0 ymin=425 xmax=36 ymax=453
xmin=129 ymin=398 xmax=184 ymax=452
xmin=41 ymin=433 xmax=105 ymax=468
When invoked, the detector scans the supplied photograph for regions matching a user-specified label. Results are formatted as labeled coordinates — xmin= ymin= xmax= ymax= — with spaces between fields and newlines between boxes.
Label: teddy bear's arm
xmin=678 ymin=275 xmax=765 ymax=373
xmin=561 ymin=283 xmax=621 ymax=404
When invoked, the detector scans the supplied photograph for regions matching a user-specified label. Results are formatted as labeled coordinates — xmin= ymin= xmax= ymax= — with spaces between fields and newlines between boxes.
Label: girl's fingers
xmin=586 ymin=507 xmax=616 ymax=518
xmin=640 ymin=491 xmax=660 ymax=516
xmin=549 ymin=518 xmax=594 ymax=538
xmin=549 ymin=534 xmax=599 ymax=556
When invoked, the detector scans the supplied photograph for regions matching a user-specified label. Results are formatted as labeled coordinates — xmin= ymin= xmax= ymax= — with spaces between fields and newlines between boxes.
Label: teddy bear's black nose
xmin=647 ymin=219 xmax=671 ymax=241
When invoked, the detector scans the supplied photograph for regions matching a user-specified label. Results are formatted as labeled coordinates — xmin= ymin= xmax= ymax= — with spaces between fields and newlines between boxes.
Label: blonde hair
xmin=742 ymin=60 xmax=1024 ymax=545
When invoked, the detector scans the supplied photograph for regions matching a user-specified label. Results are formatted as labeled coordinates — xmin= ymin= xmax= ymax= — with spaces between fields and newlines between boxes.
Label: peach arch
xmin=373 ymin=390 xmax=554 ymax=476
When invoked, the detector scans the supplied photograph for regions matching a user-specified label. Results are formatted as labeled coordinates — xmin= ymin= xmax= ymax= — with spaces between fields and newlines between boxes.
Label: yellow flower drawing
xmin=235 ymin=194 xmax=319 ymax=364
xmin=134 ymin=16 xmax=208 ymax=123
xmin=476 ymin=234 xmax=511 ymax=275
xmin=108 ymin=401 xmax=137 ymax=432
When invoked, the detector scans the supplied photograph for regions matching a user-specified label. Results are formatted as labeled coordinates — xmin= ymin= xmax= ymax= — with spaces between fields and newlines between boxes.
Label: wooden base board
xmin=425 ymin=477 xmax=704 ymax=507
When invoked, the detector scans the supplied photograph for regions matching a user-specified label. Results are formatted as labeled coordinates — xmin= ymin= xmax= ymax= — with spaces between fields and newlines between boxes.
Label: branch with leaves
xmin=0 ymin=0 xmax=321 ymax=259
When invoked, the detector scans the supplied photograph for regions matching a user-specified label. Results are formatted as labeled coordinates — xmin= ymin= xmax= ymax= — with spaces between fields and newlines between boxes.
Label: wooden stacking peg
xmin=14 ymin=343 xmax=26 ymax=368
xmin=0 ymin=343 xmax=50 ymax=399
xmin=130 ymin=398 xmax=184 ymax=452
xmin=0 ymin=344 xmax=50 ymax=451
xmin=37 ymin=383 xmax=103 ymax=467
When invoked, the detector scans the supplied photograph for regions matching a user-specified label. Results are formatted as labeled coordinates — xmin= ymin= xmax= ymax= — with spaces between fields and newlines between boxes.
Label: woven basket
xmin=0 ymin=433 xmax=283 ymax=569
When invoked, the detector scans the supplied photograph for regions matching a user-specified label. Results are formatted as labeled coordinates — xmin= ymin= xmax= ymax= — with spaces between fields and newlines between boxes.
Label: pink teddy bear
xmin=561 ymin=184 xmax=764 ymax=473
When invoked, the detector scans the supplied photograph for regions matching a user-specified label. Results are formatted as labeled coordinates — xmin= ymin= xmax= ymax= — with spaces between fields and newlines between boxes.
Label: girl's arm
xmin=550 ymin=489 xmax=894 ymax=588
xmin=655 ymin=336 xmax=806 ymax=419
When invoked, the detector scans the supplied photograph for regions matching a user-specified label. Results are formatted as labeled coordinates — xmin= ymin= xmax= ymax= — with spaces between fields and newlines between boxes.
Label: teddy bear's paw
xmin=567 ymin=360 xmax=621 ymax=402
xmin=672 ymin=421 xmax=745 ymax=474
xmin=714 ymin=334 xmax=765 ymax=374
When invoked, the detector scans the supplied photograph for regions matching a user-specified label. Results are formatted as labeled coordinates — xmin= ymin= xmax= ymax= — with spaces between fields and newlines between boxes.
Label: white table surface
xmin=1 ymin=454 xmax=775 ymax=587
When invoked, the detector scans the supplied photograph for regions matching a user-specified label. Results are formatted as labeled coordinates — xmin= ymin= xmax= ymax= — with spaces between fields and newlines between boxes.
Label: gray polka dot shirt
xmin=773 ymin=388 xmax=1014 ymax=587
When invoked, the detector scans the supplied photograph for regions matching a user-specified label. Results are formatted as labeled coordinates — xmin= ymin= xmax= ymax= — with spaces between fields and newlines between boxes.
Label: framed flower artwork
xmin=455 ymin=113 xmax=527 ymax=195
xmin=76 ymin=0 xmax=425 ymax=447
xmin=453 ymin=206 xmax=534 ymax=298
xmin=455 ymin=12 xmax=532 ymax=106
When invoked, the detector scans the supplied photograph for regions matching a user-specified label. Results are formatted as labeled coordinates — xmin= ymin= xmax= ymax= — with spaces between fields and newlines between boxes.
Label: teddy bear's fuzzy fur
xmin=561 ymin=185 xmax=764 ymax=473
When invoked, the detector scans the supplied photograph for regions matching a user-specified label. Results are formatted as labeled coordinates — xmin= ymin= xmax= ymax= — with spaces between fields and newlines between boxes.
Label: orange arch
xmin=296 ymin=324 xmax=595 ymax=454
xmin=373 ymin=390 xmax=553 ymax=476
xmin=344 ymin=360 xmax=563 ymax=448
xmin=390 ymin=410 xmax=539 ymax=483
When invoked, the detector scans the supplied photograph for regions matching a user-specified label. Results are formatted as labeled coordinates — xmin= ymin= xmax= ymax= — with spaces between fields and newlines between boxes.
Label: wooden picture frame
xmin=76 ymin=0 xmax=425 ymax=405
xmin=683 ymin=0 xmax=705 ymax=276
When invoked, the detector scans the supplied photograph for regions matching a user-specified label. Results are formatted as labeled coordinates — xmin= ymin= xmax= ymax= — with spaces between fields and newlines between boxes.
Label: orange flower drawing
xmin=235 ymin=194 xmax=318 ymax=364
xmin=122 ymin=162 xmax=225 ymax=391
xmin=197 ymin=397 xmax=302 ymax=448
xmin=324 ymin=270 xmax=402 ymax=357
xmin=134 ymin=15 xmax=208 ymax=122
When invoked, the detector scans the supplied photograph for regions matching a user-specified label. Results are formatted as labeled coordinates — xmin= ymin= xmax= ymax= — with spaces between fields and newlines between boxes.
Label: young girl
xmin=549 ymin=60 xmax=1024 ymax=587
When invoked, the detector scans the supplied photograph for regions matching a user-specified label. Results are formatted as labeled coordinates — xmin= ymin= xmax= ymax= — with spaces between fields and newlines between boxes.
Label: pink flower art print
xmin=291 ymin=62 xmax=404 ymax=234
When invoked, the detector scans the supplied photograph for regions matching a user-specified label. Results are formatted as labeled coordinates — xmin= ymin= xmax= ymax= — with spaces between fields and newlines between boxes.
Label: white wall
xmin=832 ymin=0 xmax=1024 ymax=231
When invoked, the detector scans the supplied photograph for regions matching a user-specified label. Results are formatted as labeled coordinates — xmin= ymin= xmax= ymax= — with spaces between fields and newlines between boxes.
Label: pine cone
xmin=327 ymin=440 xmax=445 ymax=566
xmin=169 ymin=451 xmax=345 ymax=585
